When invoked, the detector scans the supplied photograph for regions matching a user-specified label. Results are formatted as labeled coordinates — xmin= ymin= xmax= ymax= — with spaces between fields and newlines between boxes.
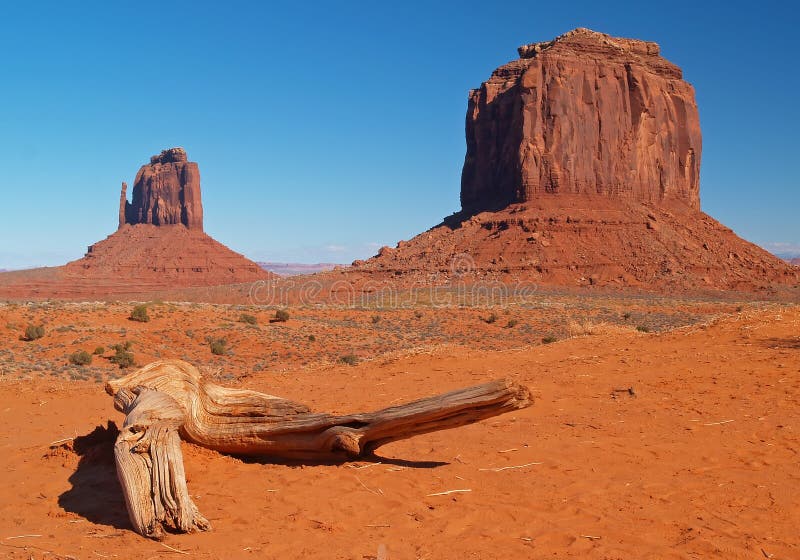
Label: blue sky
xmin=0 ymin=0 xmax=797 ymax=268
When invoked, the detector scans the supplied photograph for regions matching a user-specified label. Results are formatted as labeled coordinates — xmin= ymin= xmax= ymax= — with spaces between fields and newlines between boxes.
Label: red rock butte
xmin=350 ymin=29 xmax=798 ymax=292
xmin=120 ymin=147 xmax=204 ymax=231
xmin=461 ymin=28 xmax=701 ymax=213
xmin=0 ymin=148 xmax=271 ymax=299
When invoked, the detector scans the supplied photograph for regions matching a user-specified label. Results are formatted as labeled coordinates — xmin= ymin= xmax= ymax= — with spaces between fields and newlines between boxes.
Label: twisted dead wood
xmin=106 ymin=359 xmax=532 ymax=539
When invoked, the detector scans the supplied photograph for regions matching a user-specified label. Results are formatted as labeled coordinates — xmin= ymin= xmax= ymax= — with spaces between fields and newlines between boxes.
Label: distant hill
xmin=257 ymin=262 xmax=341 ymax=276
xmin=790 ymin=258 xmax=800 ymax=266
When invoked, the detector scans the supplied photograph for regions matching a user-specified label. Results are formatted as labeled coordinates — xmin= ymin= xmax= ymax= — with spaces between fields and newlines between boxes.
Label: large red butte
xmin=461 ymin=28 xmax=702 ymax=213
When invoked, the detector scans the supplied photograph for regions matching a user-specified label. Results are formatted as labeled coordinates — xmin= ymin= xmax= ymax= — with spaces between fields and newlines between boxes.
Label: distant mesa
xmin=351 ymin=28 xmax=798 ymax=292
xmin=258 ymin=262 xmax=341 ymax=276
xmin=67 ymin=147 xmax=270 ymax=291
xmin=791 ymin=258 xmax=800 ymax=267
xmin=0 ymin=148 xmax=271 ymax=299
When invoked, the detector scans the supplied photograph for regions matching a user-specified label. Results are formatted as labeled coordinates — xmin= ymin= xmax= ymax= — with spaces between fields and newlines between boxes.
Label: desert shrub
xmin=541 ymin=335 xmax=557 ymax=344
xmin=339 ymin=354 xmax=359 ymax=366
xmin=109 ymin=342 xmax=135 ymax=368
xmin=112 ymin=340 xmax=133 ymax=351
xmin=567 ymin=320 xmax=593 ymax=336
xmin=209 ymin=338 xmax=228 ymax=356
xmin=414 ymin=310 xmax=423 ymax=319
xmin=308 ymin=334 xmax=316 ymax=342
xmin=622 ymin=312 xmax=632 ymax=320
xmin=273 ymin=309 xmax=290 ymax=322
xmin=506 ymin=319 xmax=518 ymax=328
xmin=93 ymin=346 xmax=105 ymax=355
xmin=24 ymin=324 xmax=45 ymax=341
xmin=636 ymin=325 xmax=651 ymax=333
xmin=483 ymin=313 xmax=499 ymax=324
xmin=371 ymin=315 xmax=381 ymax=324
xmin=239 ymin=313 xmax=258 ymax=325
xmin=69 ymin=350 xmax=92 ymax=366
xmin=129 ymin=304 xmax=150 ymax=323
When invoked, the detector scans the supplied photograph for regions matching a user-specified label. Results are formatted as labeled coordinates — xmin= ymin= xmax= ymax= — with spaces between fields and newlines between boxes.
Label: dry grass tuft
xmin=567 ymin=320 xmax=637 ymax=337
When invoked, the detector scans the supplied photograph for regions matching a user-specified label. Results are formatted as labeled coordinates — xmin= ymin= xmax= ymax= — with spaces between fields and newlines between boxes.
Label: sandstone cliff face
xmin=118 ymin=182 xmax=128 ymax=229
xmin=461 ymin=28 xmax=702 ymax=213
xmin=122 ymin=147 xmax=204 ymax=230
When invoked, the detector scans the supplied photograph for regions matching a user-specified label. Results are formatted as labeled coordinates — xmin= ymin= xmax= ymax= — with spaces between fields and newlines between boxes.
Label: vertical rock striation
xmin=121 ymin=147 xmax=204 ymax=230
xmin=461 ymin=28 xmax=702 ymax=213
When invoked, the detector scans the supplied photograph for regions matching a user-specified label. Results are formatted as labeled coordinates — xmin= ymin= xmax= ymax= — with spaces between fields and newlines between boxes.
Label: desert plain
xmin=1 ymin=292 xmax=799 ymax=559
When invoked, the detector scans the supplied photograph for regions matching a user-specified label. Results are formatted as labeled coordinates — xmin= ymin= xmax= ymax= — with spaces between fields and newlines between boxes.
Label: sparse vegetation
xmin=622 ymin=312 xmax=632 ymax=320
xmin=110 ymin=341 xmax=135 ymax=368
xmin=209 ymin=338 xmax=228 ymax=356
xmin=371 ymin=315 xmax=381 ymax=324
xmin=69 ymin=350 xmax=92 ymax=366
xmin=129 ymin=304 xmax=150 ymax=323
xmin=483 ymin=312 xmax=499 ymax=324
xmin=0 ymin=298 xmax=731 ymax=383
xmin=273 ymin=309 xmax=290 ymax=323
xmin=239 ymin=313 xmax=258 ymax=325
xmin=339 ymin=353 xmax=359 ymax=366
xmin=636 ymin=325 xmax=651 ymax=333
xmin=23 ymin=324 xmax=45 ymax=341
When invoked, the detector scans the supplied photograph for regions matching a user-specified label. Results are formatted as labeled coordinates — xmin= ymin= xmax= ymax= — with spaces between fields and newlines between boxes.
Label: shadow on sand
xmin=762 ymin=337 xmax=800 ymax=350
xmin=59 ymin=423 xmax=447 ymax=530
xmin=57 ymin=422 xmax=132 ymax=531
xmin=237 ymin=451 xmax=448 ymax=469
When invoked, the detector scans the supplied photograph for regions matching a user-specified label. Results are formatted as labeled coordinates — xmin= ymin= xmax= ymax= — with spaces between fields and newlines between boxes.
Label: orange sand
xmin=1 ymin=305 xmax=798 ymax=558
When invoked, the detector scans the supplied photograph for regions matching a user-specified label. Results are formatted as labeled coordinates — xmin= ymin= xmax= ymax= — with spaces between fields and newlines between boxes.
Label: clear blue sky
xmin=1 ymin=0 xmax=797 ymax=268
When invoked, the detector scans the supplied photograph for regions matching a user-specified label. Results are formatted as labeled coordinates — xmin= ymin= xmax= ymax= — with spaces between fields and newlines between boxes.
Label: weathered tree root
xmin=106 ymin=359 xmax=532 ymax=539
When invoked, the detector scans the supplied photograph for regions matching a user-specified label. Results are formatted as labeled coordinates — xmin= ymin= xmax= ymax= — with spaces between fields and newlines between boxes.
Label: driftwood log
xmin=105 ymin=359 xmax=532 ymax=539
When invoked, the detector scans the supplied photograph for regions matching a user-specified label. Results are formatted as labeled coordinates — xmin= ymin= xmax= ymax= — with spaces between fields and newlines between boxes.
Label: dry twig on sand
xmin=426 ymin=489 xmax=472 ymax=496
xmin=479 ymin=461 xmax=542 ymax=472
